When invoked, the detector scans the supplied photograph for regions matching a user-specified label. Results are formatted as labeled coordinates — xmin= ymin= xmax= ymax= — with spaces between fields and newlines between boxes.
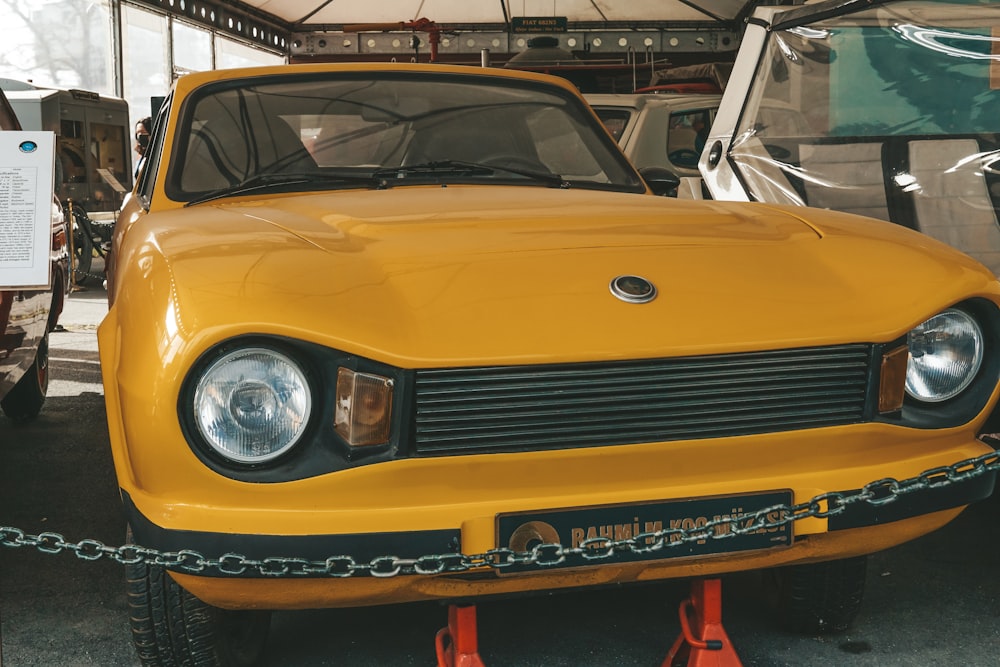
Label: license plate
xmin=495 ymin=490 xmax=793 ymax=572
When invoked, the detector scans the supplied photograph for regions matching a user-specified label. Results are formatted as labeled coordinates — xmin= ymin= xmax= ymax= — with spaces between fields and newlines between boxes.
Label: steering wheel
xmin=668 ymin=149 xmax=701 ymax=168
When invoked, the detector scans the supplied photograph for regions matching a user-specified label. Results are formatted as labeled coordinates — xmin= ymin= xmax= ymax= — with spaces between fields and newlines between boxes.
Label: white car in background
xmin=586 ymin=92 xmax=809 ymax=198
xmin=586 ymin=93 xmax=720 ymax=179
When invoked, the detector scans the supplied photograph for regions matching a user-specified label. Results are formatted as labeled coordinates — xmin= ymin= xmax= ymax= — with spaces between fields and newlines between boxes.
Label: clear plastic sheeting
xmin=723 ymin=1 xmax=1000 ymax=274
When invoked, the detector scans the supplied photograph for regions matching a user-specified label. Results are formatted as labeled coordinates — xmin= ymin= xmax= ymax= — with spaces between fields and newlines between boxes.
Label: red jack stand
xmin=662 ymin=578 xmax=743 ymax=667
xmin=435 ymin=604 xmax=487 ymax=667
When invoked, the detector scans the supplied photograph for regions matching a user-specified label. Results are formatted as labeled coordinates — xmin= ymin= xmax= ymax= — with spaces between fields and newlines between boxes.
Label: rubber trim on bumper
xmin=121 ymin=491 xmax=461 ymax=578
xmin=827 ymin=470 xmax=995 ymax=531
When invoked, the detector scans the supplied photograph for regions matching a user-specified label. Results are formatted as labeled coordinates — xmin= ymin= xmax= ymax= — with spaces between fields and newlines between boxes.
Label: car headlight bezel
xmin=905 ymin=307 xmax=984 ymax=404
xmin=877 ymin=298 xmax=1000 ymax=429
xmin=189 ymin=345 xmax=314 ymax=465
xmin=179 ymin=336 xmax=405 ymax=481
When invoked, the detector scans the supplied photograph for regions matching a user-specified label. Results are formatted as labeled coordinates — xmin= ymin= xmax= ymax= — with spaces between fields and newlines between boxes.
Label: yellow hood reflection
xmin=119 ymin=186 xmax=993 ymax=368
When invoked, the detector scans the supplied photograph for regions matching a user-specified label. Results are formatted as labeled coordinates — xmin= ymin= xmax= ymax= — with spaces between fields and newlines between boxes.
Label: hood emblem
xmin=610 ymin=275 xmax=657 ymax=304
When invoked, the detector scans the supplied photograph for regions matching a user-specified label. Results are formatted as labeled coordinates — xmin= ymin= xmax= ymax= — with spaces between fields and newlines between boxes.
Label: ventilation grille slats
xmin=413 ymin=345 xmax=871 ymax=454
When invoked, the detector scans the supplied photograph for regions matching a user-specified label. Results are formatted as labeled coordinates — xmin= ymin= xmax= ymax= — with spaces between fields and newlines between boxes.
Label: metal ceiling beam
xmin=290 ymin=26 xmax=740 ymax=61
xmin=125 ymin=0 xmax=292 ymax=53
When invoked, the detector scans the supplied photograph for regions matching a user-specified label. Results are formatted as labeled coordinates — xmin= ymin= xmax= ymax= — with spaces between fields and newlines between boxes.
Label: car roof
xmin=169 ymin=61 xmax=588 ymax=99
xmin=584 ymin=92 xmax=722 ymax=112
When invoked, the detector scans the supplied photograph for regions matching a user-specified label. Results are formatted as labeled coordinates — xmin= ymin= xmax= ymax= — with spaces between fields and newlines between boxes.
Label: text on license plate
xmin=495 ymin=490 xmax=793 ymax=572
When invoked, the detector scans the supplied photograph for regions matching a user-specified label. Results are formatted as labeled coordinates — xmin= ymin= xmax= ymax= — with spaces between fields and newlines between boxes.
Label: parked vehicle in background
xmin=0 ymin=79 xmax=132 ymax=284
xmin=102 ymin=61 xmax=1000 ymax=666
xmin=690 ymin=0 xmax=1000 ymax=277
xmin=586 ymin=93 xmax=721 ymax=179
xmin=583 ymin=62 xmax=731 ymax=182
xmin=0 ymin=87 xmax=69 ymax=422
xmin=636 ymin=61 xmax=731 ymax=94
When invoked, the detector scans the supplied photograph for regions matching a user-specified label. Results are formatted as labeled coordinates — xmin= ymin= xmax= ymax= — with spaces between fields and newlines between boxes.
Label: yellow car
xmin=101 ymin=62 xmax=1000 ymax=666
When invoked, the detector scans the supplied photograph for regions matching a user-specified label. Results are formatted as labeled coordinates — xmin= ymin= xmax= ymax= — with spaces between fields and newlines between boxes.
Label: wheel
xmin=763 ymin=555 xmax=867 ymax=634
xmin=71 ymin=214 xmax=94 ymax=285
xmin=125 ymin=528 xmax=272 ymax=667
xmin=47 ymin=266 xmax=67 ymax=332
xmin=1 ymin=334 xmax=49 ymax=422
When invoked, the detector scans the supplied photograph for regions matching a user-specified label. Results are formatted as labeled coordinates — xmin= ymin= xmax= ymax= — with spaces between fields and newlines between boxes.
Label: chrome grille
xmin=413 ymin=345 xmax=872 ymax=454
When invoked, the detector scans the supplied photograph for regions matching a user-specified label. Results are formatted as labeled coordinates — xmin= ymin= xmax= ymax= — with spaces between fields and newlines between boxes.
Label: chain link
xmin=71 ymin=269 xmax=110 ymax=283
xmin=4 ymin=447 xmax=1000 ymax=578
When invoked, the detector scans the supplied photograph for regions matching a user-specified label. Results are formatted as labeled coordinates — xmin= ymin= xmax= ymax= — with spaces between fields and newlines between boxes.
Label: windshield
xmin=725 ymin=0 xmax=1000 ymax=273
xmin=166 ymin=72 xmax=644 ymax=201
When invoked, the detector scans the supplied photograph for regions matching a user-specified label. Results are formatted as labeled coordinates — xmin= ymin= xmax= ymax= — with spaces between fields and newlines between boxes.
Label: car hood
xmin=124 ymin=186 xmax=996 ymax=367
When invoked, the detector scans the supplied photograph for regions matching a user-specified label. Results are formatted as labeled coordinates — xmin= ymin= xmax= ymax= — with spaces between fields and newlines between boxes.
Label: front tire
xmin=1 ymin=334 xmax=49 ymax=422
xmin=764 ymin=555 xmax=868 ymax=634
xmin=125 ymin=530 xmax=271 ymax=667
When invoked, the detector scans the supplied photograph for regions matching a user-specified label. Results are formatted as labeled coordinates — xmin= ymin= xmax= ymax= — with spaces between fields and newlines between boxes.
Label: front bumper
xmin=121 ymin=429 xmax=996 ymax=610
xmin=154 ymin=507 xmax=971 ymax=610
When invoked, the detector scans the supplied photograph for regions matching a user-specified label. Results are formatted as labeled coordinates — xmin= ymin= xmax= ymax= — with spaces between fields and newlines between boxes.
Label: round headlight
xmin=905 ymin=308 xmax=984 ymax=403
xmin=192 ymin=347 xmax=312 ymax=463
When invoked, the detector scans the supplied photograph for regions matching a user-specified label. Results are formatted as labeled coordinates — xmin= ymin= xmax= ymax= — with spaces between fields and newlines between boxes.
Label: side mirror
xmin=639 ymin=167 xmax=681 ymax=197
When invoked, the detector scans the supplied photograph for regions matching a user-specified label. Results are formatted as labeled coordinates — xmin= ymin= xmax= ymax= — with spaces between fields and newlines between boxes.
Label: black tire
xmin=1 ymin=334 xmax=49 ymax=422
xmin=764 ymin=555 xmax=868 ymax=634
xmin=71 ymin=215 xmax=94 ymax=286
xmin=125 ymin=529 xmax=271 ymax=667
xmin=47 ymin=267 xmax=67 ymax=332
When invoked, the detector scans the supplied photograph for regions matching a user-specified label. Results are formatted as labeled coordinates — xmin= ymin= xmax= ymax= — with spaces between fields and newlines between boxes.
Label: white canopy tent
xmin=241 ymin=1 xmax=762 ymax=28
xmin=116 ymin=0 xmax=781 ymax=65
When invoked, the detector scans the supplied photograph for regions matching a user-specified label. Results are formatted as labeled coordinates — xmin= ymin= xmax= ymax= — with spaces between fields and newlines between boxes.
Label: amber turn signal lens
xmin=334 ymin=368 xmax=394 ymax=446
xmin=879 ymin=345 xmax=908 ymax=413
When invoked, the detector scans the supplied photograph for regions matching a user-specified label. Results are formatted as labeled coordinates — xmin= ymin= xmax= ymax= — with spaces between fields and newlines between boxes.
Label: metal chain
xmin=71 ymin=269 xmax=109 ymax=283
xmin=72 ymin=271 xmax=109 ymax=283
xmin=3 ymin=445 xmax=999 ymax=578
xmin=75 ymin=216 xmax=115 ymax=231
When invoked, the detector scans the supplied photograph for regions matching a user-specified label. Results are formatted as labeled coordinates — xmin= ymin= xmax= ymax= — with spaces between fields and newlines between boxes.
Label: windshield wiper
xmin=186 ymin=160 xmax=570 ymax=206
xmin=373 ymin=160 xmax=569 ymax=188
xmin=185 ymin=172 xmax=385 ymax=207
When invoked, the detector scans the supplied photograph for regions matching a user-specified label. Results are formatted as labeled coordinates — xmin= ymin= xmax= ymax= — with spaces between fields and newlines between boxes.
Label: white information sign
xmin=0 ymin=131 xmax=55 ymax=289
